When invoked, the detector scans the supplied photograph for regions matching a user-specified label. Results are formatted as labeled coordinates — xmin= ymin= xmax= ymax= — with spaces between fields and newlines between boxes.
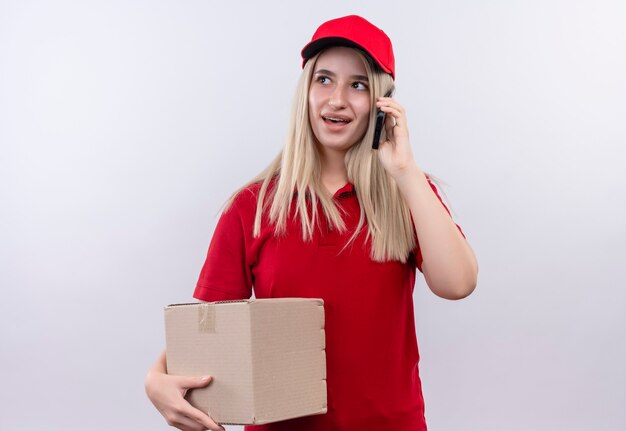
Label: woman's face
xmin=308 ymin=47 xmax=371 ymax=156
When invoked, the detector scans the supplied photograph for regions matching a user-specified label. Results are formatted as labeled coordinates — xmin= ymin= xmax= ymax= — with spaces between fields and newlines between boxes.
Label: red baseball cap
xmin=301 ymin=15 xmax=395 ymax=79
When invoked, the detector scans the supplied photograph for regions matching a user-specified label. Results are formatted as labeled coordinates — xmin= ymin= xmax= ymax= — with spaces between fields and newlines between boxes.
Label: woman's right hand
xmin=145 ymin=352 xmax=224 ymax=431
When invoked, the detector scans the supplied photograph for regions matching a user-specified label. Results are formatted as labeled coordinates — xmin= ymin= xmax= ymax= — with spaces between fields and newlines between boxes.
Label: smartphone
xmin=372 ymin=90 xmax=394 ymax=150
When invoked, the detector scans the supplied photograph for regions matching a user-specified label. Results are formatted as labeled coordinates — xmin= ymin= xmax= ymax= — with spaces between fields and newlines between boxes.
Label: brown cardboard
xmin=164 ymin=298 xmax=327 ymax=425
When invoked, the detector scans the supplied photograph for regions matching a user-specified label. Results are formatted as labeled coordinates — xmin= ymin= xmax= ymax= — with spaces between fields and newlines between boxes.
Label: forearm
xmin=145 ymin=351 xmax=167 ymax=395
xmin=394 ymin=164 xmax=478 ymax=299
xmin=150 ymin=350 xmax=167 ymax=374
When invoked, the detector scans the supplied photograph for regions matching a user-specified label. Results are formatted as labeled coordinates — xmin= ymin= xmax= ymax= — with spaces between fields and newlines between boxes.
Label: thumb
xmin=179 ymin=375 xmax=212 ymax=389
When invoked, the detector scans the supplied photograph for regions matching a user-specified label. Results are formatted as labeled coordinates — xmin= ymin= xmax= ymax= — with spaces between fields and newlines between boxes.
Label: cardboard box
xmin=164 ymin=298 xmax=327 ymax=425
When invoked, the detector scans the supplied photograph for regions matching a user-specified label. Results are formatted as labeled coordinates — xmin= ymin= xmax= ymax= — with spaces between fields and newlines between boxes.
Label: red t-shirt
xmin=194 ymin=181 xmax=453 ymax=430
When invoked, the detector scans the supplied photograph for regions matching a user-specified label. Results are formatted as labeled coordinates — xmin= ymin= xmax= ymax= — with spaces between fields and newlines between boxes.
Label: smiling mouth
xmin=322 ymin=115 xmax=351 ymax=124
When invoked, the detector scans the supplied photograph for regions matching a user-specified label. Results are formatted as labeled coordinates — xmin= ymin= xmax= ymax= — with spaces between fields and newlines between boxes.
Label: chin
xmin=317 ymin=140 xmax=358 ymax=154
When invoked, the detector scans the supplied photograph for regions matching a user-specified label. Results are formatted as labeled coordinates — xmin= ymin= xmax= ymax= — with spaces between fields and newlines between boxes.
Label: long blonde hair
xmin=229 ymin=48 xmax=416 ymax=263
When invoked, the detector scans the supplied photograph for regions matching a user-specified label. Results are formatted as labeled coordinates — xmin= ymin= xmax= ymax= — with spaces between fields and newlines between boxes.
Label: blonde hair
xmin=229 ymin=48 xmax=416 ymax=262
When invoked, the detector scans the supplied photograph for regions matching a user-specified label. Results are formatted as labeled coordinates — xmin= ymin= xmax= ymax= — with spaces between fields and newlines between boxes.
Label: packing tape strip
xmin=198 ymin=303 xmax=216 ymax=333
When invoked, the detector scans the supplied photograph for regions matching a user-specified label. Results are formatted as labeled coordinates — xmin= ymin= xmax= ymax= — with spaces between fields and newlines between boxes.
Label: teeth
xmin=324 ymin=116 xmax=350 ymax=123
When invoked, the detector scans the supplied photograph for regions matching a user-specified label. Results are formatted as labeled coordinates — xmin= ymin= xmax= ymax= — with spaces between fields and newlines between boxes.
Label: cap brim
xmin=301 ymin=37 xmax=363 ymax=60
xmin=301 ymin=37 xmax=392 ymax=75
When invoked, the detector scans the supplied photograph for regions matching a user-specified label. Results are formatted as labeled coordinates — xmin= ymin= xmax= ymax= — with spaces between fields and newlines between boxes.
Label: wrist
xmin=392 ymin=163 xmax=423 ymax=187
xmin=145 ymin=351 xmax=168 ymax=387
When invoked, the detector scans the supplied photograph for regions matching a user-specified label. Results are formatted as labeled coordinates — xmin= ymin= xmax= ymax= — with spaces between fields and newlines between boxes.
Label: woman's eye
xmin=352 ymin=81 xmax=368 ymax=90
xmin=317 ymin=76 xmax=330 ymax=84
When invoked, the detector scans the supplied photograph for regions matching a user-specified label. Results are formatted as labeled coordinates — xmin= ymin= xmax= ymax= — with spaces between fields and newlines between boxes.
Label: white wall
xmin=1 ymin=1 xmax=624 ymax=430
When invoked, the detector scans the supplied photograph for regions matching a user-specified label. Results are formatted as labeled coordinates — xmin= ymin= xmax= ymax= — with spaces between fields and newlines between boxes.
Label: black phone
xmin=372 ymin=90 xmax=394 ymax=150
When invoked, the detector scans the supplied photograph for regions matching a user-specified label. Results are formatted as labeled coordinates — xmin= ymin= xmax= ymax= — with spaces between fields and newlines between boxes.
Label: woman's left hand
xmin=375 ymin=97 xmax=417 ymax=178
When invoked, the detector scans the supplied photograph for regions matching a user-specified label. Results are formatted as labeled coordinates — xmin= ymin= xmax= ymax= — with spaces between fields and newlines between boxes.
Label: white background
xmin=1 ymin=1 xmax=625 ymax=430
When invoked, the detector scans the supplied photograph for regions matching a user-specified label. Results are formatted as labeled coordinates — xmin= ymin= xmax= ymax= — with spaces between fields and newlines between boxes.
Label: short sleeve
xmin=414 ymin=178 xmax=465 ymax=272
xmin=193 ymin=191 xmax=256 ymax=302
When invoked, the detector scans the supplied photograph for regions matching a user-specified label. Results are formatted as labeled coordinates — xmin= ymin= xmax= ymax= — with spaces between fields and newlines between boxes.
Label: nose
xmin=328 ymin=85 xmax=347 ymax=109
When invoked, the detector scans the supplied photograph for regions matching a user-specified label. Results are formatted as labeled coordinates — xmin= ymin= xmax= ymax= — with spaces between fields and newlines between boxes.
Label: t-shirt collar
xmin=333 ymin=183 xmax=355 ymax=199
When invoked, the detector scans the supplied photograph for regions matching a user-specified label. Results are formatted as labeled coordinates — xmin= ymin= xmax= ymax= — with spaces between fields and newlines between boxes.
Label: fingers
xmin=165 ymin=412 xmax=204 ymax=431
xmin=376 ymin=97 xmax=408 ymax=147
xmin=187 ymin=407 xmax=225 ymax=431
xmin=171 ymin=376 xmax=222 ymax=429
xmin=164 ymin=402 xmax=225 ymax=431
xmin=180 ymin=375 xmax=213 ymax=390
xmin=146 ymin=371 xmax=223 ymax=431
xmin=384 ymin=110 xmax=396 ymax=140
xmin=376 ymin=97 xmax=406 ymax=130
xmin=373 ymin=96 xmax=416 ymax=175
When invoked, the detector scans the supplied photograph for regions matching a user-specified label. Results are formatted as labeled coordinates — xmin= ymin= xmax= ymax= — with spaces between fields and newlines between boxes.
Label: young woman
xmin=145 ymin=15 xmax=478 ymax=431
